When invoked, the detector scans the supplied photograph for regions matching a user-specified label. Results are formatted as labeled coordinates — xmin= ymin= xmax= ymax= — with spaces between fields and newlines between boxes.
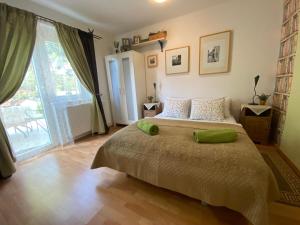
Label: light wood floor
xmin=1 ymin=128 xmax=300 ymax=225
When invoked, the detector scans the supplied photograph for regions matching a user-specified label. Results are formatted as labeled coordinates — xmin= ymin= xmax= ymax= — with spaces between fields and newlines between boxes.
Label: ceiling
xmin=30 ymin=0 xmax=228 ymax=34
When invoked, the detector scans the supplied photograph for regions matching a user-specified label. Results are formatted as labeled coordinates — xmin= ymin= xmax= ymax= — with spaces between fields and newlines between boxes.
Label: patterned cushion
xmin=162 ymin=98 xmax=190 ymax=119
xmin=190 ymin=98 xmax=225 ymax=121
xmin=224 ymin=97 xmax=231 ymax=118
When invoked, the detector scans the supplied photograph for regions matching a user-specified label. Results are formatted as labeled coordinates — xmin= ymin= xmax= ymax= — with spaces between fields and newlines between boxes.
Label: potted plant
xmin=258 ymin=94 xmax=271 ymax=105
xmin=147 ymin=96 xmax=154 ymax=103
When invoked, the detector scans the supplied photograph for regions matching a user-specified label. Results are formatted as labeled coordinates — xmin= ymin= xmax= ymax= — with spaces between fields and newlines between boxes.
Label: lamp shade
xmin=254 ymin=75 xmax=260 ymax=87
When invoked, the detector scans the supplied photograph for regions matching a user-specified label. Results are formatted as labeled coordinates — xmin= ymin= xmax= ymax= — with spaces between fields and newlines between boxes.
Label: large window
xmin=0 ymin=21 xmax=92 ymax=160
xmin=45 ymin=41 xmax=81 ymax=96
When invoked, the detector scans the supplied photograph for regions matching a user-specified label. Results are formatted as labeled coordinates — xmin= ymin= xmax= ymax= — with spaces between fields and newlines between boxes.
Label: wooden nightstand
xmin=143 ymin=103 xmax=162 ymax=118
xmin=240 ymin=105 xmax=272 ymax=145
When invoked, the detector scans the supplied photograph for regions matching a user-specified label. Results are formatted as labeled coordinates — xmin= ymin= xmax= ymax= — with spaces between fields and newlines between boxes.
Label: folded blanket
xmin=193 ymin=129 xmax=237 ymax=143
xmin=137 ymin=121 xmax=159 ymax=136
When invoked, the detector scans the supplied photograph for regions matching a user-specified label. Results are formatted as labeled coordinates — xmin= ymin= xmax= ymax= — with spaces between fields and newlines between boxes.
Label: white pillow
xmin=162 ymin=98 xmax=190 ymax=119
xmin=224 ymin=97 xmax=231 ymax=118
xmin=190 ymin=98 xmax=225 ymax=121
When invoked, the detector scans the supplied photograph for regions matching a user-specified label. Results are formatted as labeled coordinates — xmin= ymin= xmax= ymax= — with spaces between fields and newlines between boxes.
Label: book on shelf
xmin=279 ymin=35 xmax=298 ymax=57
xmin=287 ymin=76 xmax=293 ymax=92
xmin=282 ymin=95 xmax=289 ymax=112
xmin=278 ymin=59 xmax=293 ymax=74
xmin=278 ymin=56 xmax=295 ymax=75
xmin=272 ymin=94 xmax=282 ymax=109
xmin=277 ymin=59 xmax=287 ymax=74
xmin=292 ymin=14 xmax=299 ymax=32
xmin=283 ymin=0 xmax=300 ymax=22
xmin=281 ymin=14 xmax=299 ymax=38
xmin=287 ymin=56 xmax=295 ymax=73
xmin=281 ymin=21 xmax=291 ymax=38
xmin=275 ymin=77 xmax=288 ymax=93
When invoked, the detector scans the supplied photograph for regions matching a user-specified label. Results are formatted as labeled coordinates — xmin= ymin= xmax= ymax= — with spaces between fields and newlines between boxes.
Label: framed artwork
xmin=199 ymin=30 xmax=232 ymax=75
xmin=165 ymin=46 xmax=190 ymax=75
xmin=147 ymin=55 xmax=158 ymax=68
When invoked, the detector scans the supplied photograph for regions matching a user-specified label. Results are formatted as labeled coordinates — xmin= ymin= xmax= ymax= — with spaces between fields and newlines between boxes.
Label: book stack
xmin=283 ymin=0 xmax=300 ymax=22
xmin=279 ymin=35 xmax=298 ymax=58
xmin=287 ymin=56 xmax=295 ymax=73
xmin=272 ymin=94 xmax=282 ymax=109
xmin=275 ymin=77 xmax=287 ymax=93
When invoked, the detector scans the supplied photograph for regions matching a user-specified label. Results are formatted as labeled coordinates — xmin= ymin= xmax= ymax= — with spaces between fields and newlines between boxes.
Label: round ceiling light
xmin=154 ymin=0 xmax=166 ymax=3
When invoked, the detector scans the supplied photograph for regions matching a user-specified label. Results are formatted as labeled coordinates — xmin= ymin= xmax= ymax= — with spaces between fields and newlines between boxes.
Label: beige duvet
xmin=91 ymin=118 xmax=279 ymax=225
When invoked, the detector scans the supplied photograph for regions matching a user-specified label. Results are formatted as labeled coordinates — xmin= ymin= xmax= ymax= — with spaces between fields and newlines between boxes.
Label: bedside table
xmin=143 ymin=103 xmax=162 ymax=118
xmin=240 ymin=105 xmax=272 ymax=145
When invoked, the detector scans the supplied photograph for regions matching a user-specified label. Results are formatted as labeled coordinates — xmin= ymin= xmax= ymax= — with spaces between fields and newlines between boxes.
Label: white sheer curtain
xmin=33 ymin=21 xmax=92 ymax=146
xmin=0 ymin=21 xmax=92 ymax=160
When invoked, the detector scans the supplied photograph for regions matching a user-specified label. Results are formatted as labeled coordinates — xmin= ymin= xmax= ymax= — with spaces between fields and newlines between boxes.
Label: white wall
xmin=116 ymin=0 xmax=282 ymax=118
xmin=1 ymin=0 xmax=114 ymax=126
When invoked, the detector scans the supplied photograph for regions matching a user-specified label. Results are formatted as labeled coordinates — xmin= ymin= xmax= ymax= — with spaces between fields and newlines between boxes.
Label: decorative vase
xmin=260 ymin=100 xmax=267 ymax=105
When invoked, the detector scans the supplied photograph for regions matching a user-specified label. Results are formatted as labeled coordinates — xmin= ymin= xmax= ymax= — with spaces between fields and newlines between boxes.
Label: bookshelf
xmin=272 ymin=0 xmax=300 ymax=144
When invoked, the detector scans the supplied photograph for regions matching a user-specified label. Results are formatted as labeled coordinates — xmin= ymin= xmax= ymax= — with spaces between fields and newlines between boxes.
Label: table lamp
xmin=249 ymin=75 xmax=260 ymax=105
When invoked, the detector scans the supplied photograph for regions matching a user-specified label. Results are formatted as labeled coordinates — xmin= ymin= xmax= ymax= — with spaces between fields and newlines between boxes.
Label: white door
xmin=119 ymin=53 xmax=138 ymax=124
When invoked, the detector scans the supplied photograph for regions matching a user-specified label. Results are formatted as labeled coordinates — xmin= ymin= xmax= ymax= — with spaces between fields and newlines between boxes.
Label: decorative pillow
xmin=190 ymin=98 xmax=225 ymax=121
xmin=162 ymin=98 xmax=190 ymax=119
xmin=224 ymin=97 xmax=231 ymax=118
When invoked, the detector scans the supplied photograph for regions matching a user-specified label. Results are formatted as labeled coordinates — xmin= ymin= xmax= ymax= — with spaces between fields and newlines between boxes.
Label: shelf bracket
xmin=158 ymin=40 xmax=164 ymax=52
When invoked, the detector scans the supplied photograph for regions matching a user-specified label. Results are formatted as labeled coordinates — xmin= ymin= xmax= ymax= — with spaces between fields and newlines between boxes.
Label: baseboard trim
xmin=276 ymin=147 xmax=300 ymax=178
xmin=74 ymin=131 xmax=92 ymax=141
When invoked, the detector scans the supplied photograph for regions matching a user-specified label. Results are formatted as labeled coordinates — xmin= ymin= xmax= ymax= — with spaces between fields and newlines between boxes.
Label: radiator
xmin=67 ymin=103 xmax=92 ymax=139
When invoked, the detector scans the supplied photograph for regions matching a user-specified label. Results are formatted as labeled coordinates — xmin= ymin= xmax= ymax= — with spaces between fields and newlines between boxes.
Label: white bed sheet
xmin=154 ymin=113 xmax=241 ymax=126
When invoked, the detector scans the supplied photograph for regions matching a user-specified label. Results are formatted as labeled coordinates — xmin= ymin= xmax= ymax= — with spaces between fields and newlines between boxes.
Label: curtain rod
xmin=37 ymin=15 xmax=103 ymax=40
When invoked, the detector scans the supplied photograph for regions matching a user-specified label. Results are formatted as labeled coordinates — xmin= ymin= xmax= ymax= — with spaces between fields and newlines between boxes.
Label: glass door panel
xmin=0 ymin=64 xmax=53 ymax=160
xmin=122 ymin=57 xmax=136 ymax=122
xmin=109 ymin=59 xmax=123 ymax=124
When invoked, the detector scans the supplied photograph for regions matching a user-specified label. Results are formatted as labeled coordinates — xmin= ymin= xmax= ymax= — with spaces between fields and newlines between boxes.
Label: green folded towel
xmin=193 ymin=129 xmax=237 ymax=143
xmin=137 ymin=121 xmax=159 ymax=136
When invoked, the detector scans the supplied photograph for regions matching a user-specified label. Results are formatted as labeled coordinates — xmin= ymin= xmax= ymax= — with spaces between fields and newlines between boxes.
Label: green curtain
xmin=0 ymin=3 xmax=37 ymax=177
xmin=55 ymin=22 xmax=106 ymax=134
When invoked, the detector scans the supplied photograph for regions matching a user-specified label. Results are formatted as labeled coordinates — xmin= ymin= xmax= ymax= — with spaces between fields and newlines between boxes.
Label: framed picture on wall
xmin=199 ymin=30 xmax=232 ymax=75
xmin=165 ymin=46 xmax=190 ymax=75
xmin=147 ymin=55 xmax=158 ymax=68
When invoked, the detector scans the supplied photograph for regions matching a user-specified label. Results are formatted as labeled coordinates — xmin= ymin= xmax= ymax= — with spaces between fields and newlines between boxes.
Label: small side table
xmin=240 ymin=104 xmax=272 ymax=145
xmin=143 ymin=102 xmax=162 ymax=118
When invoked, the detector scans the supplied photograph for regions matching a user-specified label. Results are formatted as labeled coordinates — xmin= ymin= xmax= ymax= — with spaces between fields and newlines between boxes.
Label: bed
xmin=91 ymin=98 xmax=279 ymax=225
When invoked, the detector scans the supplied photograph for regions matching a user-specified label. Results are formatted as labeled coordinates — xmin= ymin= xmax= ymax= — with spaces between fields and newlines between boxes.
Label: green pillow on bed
xmin=137 ymin=121 xmax=159 ymax=136
xmin=193 ymin=129 xmax=237 ymax=143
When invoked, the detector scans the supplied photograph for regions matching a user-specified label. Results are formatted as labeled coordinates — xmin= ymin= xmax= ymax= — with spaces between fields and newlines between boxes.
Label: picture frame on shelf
xmin=199 ymin=30 xmax=232 ymax=75
xmin=165 ymin=46 xmax=190 ymax=75
xmin=132 ymin=35 xmax=140 ymax=45
xmin=147 ymin=55 xmax=158 ymax=68
xmin=121 ymin=38 xmax=131 ymax=52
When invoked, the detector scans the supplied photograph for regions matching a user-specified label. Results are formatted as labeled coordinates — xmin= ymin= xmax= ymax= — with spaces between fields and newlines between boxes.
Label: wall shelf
xmin=274 ymin=92 xmax=290 ymax=96
xmin=131 ymin=37 xmax=167 ymax=52
xmin=278 ymin=53 xmax=296 ymax=61
xmin=276 ymin=73 xmax=293 ymax=78
xmin=281 ymin=31 xmax=299 ymax=43
xmin=282 ymin=9 xmax=300 ymax=25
